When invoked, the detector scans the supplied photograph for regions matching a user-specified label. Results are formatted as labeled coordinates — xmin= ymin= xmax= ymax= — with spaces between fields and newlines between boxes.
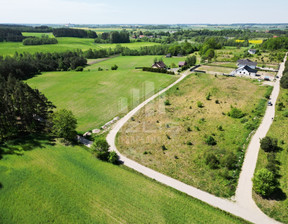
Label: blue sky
xmin=0 ymin=0 xmax=287 ymax=24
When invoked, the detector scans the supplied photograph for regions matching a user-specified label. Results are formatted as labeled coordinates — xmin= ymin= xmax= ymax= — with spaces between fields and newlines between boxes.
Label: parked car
xmin=268 ymin=101 xmax=273 ymax=106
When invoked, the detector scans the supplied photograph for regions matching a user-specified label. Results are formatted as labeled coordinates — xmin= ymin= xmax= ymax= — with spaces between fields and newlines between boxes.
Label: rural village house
xmin=152 ymin=61 xmax=167 ymax=69
xmin=237 ymin=59 xmax=257 ymax=69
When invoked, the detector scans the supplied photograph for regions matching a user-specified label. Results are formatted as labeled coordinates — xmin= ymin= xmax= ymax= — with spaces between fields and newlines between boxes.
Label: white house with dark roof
xmin=237 ymin=59 xmax=257 ymax=69
xmin=230 ymin=65 xmax=258 ymax=77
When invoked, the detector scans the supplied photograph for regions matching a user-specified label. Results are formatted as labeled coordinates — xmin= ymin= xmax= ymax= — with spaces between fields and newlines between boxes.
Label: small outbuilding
xmin=166 ymin=53 xmax=172 ymax=58
xmin=248 ymin=49 xmax=257 ymax=55
xmin=178 ymin=61 xmax=187 ymax=67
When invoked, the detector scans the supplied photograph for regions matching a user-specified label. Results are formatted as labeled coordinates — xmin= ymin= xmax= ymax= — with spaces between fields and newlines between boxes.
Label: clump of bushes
xmin=228 ymin=107 xmax=245 ymax=118
xmin=197 ymin=101 xmax=204 ymax=108
xmin=92 ymin=138 xmax=119 ymax=164
xmin=253 ymin=168 xmax=279 ymax=197
xmin=205 ymin=135 xmax=217 ymax=146
xmin=111 ymin=64 xmax=118 ymax=70
xmin=164 ymin=99 xmax=171 ymax=106
xmin=260 ymin=136 xmax=278 ymax=152
xmin=205 ymin=152 xmax=219 ymax=169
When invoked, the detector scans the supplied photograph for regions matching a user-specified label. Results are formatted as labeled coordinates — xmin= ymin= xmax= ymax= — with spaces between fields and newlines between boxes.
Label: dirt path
xmin=235 ymin=53 xmax=287 ymax=208
xmin=87 ymin=54 xmax=120 ymax=65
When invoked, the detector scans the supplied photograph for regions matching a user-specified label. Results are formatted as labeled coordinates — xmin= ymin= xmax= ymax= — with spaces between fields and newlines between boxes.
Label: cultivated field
xmin=117 ymin=73 xmax=270 ymax=197
xmin=254 ymin=88 xmax=288 ymax=223
xmin=27 ymin=56 xmax=186 ymax=133
xmin=0 ymin=36 xmax=159 ymax=56
xmin=0 ymin=139 xmax=248 ymax=224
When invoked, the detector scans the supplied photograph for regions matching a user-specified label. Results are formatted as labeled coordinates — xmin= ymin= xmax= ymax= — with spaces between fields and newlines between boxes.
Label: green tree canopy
xmin=50 ymin=109 xmax=77 ymax=141
xmin=253 ymin=168 xmax=279 ymax=197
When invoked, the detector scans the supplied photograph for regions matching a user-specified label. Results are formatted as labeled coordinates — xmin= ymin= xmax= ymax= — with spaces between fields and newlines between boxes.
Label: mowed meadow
xmin=117 ymin=73 xmax=270 ymax=197
xmin=0 ymin=32 xmax=159 ymax=56
xmin=0 ymin=140 xmax=248 ymax=224
xmin=27 ymin=56 xmax=186 ymax=133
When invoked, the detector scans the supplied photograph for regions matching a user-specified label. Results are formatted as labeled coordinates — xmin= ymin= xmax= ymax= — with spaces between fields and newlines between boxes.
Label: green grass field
xmin=27 ymin=56 xmax=186 ymax=133
xmin=22 ymin=32 xmax=55 ymax=38
xmin=117 ymin=73 xmax=269 ymax=197
xmin=0 ymin=36 xmax=159 ymax=56
xmin=254 ymin=88 xmax=288 ymax=223
xmin=0 ymin=139 xmax=248 ymax=224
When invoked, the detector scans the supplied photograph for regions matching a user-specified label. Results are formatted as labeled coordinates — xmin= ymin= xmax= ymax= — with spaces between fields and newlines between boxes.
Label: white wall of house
xmin=235 ymin=68 xmax=256 ymax=77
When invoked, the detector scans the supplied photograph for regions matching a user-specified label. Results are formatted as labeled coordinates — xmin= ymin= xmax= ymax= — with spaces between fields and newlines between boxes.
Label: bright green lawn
xmin=27 ymin=56 xmax=184 ymax=133
xmin=22 ymin=32 xmax=55 ymax=38
xmin=254 ymin=88 xmax=288 ymax=223
xmin=0 ymin=37 xmax=159 ymax=56
xmin=0 ymin=140 xmax=248 ymax=224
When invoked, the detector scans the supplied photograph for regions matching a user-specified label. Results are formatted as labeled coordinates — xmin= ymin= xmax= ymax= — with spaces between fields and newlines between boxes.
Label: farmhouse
xmin=230 ymin=65 xmax=258 ymax=77
xmin=178 ymin=61 xmax=187 ymax=67
xmin=152 ymin=61 xmax=167 ymax=69
xmin=237 ymin=59 xmax=257 ymax=69
xmin=248 ymin=49 xmax=257 ymax=55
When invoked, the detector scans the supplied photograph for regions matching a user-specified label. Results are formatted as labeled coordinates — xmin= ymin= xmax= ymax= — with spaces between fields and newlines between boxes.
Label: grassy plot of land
xmin=22 ymin=32 xmax=55 ymax=38
xmin=0 ymin=141 xmax=248 ymax=224
xmin=117 ymin=73 xmax=269 ymax=197
xmin=0 ymin=37 xmax=159 ymax=56
xmin=27 ymin=56 xmax=183 ymax=133
xmin=254 ymin=88 xmax=288 ymax=223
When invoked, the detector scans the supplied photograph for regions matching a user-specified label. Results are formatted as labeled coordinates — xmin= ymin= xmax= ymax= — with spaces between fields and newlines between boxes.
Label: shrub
xmin=205 ymin=136 xmax=217 ymax=145
xmin=277 ymin=102 xmax=285 ymax=111
xmin=205 ymin=152 xmax=219 ymax=169
xmin=206 ymin=92 xmax=211 ymax=100
xmin=187 ymin=127 xmax=192 ymax=132
xmin=98 ymin=67 xmax=103 ymax=71
xmin=283 ymin=110 xmax=288 ymax=117
xmin=197 ymin=101 xmax=204 ymax=108
xmin=215 ymin=99 xmax=220 ymax=104
xmin=75 ymin=66 xmax=84 ymax=71
xmin=217 ymin=125 xmax=224 ymax=131
xmin=260 ymin=136 xmax=278 ymax=152
xmin=253 ymin=168 xmax=279 ymax=197
xmin=162 ymin=145 xmax=168 ymax=151
xmin=220 ymin=152 xmax=237 ymax=170
xmin=108 ymin=151 xmax=119 ymax=164
xmin=228 ymin=107 xmax=244 ymax=118
xmin=164 ymin=99 xmax=171 ymax=106
xmin=111 ymin=64 xmax=118 ymax=70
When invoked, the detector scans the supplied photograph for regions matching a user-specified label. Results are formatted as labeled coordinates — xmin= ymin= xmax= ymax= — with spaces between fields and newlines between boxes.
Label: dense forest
xmin=262 ymin=37 xmax=288 ymax=50
xmin=23 ymin=36 xmax=58 ymax=45
xmin=0 ymin=51 xmax=87 ymax=80
xmin=0 ymin=75 xmax=55 ymax=141
xmin=0 ymin=28 xmax=24 ymax=42
xmin=53 ymin=28 xmax=97 ymax=38
xmin=0 ymin=24 xmax=53 ymax=33
xmin=94 ymin=30 xmax=130 ymax=43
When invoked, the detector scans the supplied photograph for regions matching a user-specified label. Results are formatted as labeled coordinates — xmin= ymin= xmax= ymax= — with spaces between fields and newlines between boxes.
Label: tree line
xmin=83 ymin=42 xmax=198 ymax=59
xmin=0 ymin=51 xmax=87 ymax=80
xmin=94 ymin=30 xmax=130 ymax=43
xmin=23 ymin=36 xmax=58 ymax=45
xmin=53 ymin=28 xmax=97 ymax=38
xmin=261 ymin=37 xmax=288 ymax=50
xmin=0 ymin=75 xmax=55 ymax=141
xmin=281 ymin=60 xmax=288 ymax=89
xmin=0 ymin=28 xmax=24 ymax=42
